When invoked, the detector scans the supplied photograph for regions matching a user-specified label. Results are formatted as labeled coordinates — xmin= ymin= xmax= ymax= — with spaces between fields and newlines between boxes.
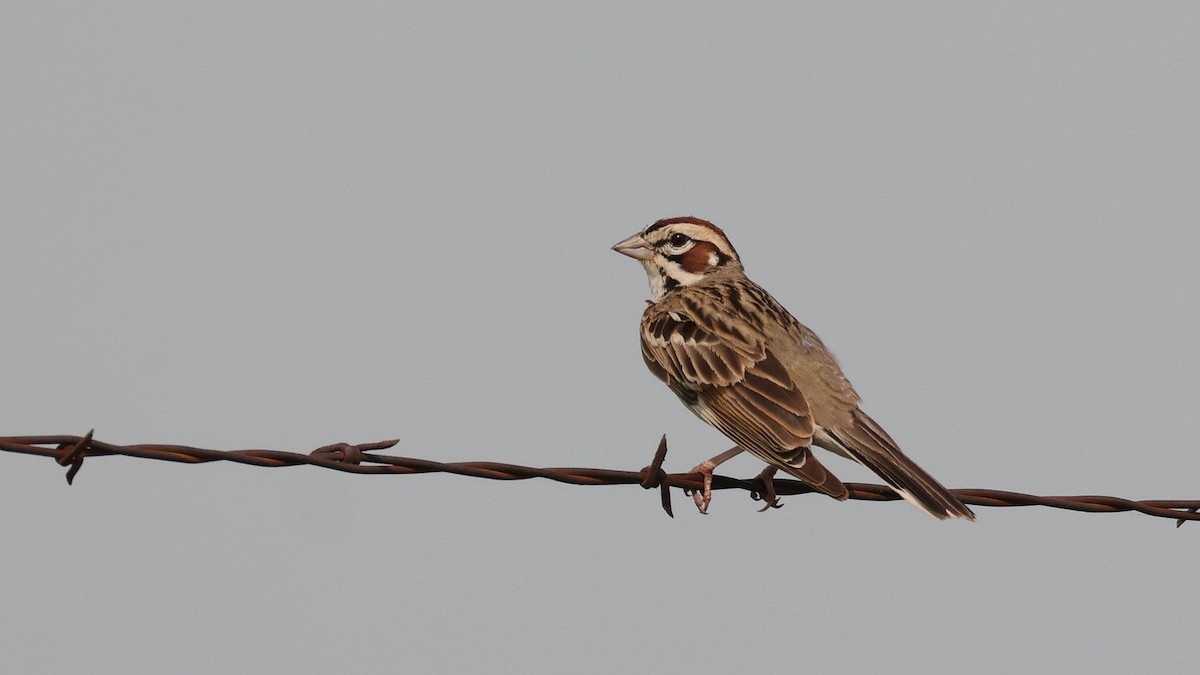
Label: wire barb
xmin=2 ymin=432 xmax=1199 ymax=526
xmin=1176 ymin=506 xmax=1198 ymax=528
xmin=54 ymin=429 xmax=92 ymax=485
xmin=637 ymin=435 xmax=673 ymax=517
xmin=310 ymin=439 xmax=400 ymax=465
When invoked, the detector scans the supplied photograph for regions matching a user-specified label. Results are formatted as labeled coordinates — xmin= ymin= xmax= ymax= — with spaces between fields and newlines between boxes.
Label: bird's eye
xmin=668 ymin=233 xmax=690 ymax=247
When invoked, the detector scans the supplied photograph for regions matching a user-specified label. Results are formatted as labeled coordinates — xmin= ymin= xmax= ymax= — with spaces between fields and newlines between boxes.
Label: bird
xmin=612 ymin=216 xmax=975 ymax=520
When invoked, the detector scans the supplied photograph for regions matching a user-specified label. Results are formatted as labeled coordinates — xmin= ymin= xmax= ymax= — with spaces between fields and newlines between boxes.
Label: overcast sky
xmin=3 ymin=3 xmax=1199 ymax=673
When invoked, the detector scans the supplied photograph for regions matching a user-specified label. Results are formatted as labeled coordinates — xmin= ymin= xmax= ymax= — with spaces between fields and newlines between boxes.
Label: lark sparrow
xmin=613 ymin=216 xmax=975 ymax=520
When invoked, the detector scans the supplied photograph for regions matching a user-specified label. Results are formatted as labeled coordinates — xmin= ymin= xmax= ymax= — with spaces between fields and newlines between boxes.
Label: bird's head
xmin=611 ymin=216 xmax=742 ymax=300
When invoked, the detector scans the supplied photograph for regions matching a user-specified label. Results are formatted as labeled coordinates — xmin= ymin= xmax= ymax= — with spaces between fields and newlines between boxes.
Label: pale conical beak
xmin=611 ymin=233 xmax=655 ymax=261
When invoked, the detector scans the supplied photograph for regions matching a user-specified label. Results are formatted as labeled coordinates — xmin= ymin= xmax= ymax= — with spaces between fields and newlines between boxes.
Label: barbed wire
xmin=2 ymin=432 xmax=1198 ymax=526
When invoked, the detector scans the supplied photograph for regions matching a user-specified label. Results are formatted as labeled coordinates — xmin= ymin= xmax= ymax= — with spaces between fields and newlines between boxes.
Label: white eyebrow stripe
xmin=647 ymin=222 xmax=737 ymax=260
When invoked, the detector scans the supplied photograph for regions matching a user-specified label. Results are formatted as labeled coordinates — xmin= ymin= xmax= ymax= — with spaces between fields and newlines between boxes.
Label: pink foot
xmin=682 ymin=446 xmax=745 ymax=515
xmin=686 ymin=459 xmax=719 ymax=514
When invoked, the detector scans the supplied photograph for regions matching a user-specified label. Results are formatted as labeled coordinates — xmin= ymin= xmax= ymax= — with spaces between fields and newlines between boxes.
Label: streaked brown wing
xmin=641 ymin=299 xmax=813 ymax=430
xmin=641 ymin=300 xmax=847 ymax=498
xmin=697 ymin=360 xmax=846 ymax=499
xmin=641 ymin=309 xmax=753 ymax=389
xmin=696 ymin=351 xmax=814 ymax=447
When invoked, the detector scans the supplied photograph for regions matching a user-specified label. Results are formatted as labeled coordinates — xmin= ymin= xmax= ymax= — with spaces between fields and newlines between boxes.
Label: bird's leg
xmin=751 ymin=466 xmax=784 ymax=512
xmin=687 ymin=446 xmax=744 ymax=514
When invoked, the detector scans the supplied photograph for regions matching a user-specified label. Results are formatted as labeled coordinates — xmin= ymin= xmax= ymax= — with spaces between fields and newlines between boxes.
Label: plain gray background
xmin=3 ymin=2 xmax=1199 ymax=673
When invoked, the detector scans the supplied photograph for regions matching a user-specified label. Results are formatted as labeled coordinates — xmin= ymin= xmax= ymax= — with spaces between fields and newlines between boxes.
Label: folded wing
xmin=640 ymin=299 xmax=848 ymax=499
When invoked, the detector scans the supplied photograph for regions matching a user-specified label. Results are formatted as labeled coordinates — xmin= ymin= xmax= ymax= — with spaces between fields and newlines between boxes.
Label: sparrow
xmin=612 ymin=216 xmax=975 ymax=520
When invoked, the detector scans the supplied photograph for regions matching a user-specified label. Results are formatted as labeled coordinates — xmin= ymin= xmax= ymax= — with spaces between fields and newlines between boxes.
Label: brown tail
xmin=825 ymin=409 xmax=975 ymax=521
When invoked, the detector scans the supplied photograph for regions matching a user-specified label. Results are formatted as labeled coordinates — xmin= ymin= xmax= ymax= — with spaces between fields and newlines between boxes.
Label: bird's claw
xmin=750 ymin=467 xmax=783 ymax=512
xmin=683 ymin=489 xmax=711 ymax=514
xmin=750 ymin=492 xmax=784 ymax=512
xmin=686 ymin=460 xmax=718 ymax=514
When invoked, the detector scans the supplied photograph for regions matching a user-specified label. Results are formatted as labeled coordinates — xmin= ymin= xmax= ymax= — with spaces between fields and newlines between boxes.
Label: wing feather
xmin=640 ymin=296 xmax=846 ymax=499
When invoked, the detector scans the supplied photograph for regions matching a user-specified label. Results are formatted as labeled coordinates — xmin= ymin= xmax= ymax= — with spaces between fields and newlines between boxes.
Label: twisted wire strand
xmin=2 ymin=433 xmax=1197 ymax=525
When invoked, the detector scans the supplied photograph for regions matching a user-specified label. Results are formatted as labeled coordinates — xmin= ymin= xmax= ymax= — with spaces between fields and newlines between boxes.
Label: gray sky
xmin=3 ymin=2 xmax=1199 ymax=673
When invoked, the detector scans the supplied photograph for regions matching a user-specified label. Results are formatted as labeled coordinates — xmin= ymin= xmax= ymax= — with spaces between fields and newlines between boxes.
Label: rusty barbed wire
xmin=2 ymin=432 xmax=1199 ymax=526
